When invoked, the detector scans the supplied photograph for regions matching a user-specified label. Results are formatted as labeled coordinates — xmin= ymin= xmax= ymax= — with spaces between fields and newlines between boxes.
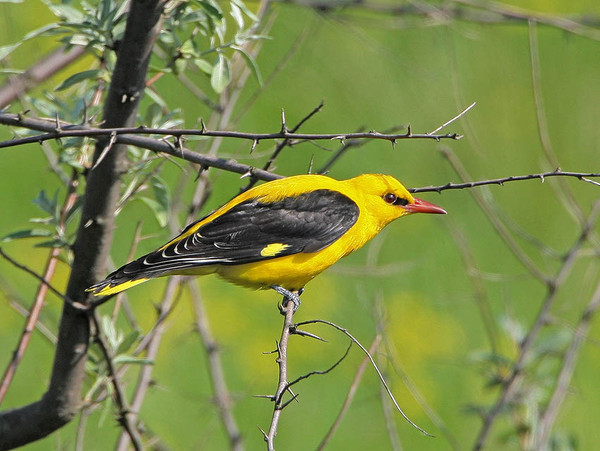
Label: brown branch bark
xmin=0 ymin=114 xmax=462 ymax=149
xmin=0 ymin=175 xmax=78 ymax=405
xmin=264 ymin=301 xmax=296 ymax=450
xmin=0 ymin=46 xmax=86 ymax=108
xmin=0 ymin=0 xmax=165 ymax=447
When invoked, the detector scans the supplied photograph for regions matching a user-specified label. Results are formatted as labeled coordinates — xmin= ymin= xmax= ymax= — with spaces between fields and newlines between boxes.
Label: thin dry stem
xmin=265 ymin=301 xmax=296 ymax=450
xmin=317 ymin=336 xmax=381 ymax=450
xmin=473 ymin=200 xmax=600 ymax=450
xmin=90 ymin=311 xmax=143 ymax=450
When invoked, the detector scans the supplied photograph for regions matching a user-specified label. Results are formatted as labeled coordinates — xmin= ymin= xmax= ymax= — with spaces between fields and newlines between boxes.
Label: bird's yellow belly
xmin=216 ymin=247 xmax=346 ymax=290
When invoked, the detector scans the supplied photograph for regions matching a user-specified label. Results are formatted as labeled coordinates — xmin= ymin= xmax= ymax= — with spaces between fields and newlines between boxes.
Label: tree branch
xmin=0 ymin=46 xmax=86 ymax=108
xmin=264 ymin=301 xmax=296 ymax=451
xmin=89 ymin=311 xmax=143 ymax=450
xmin=0 ymin=0 xmax=165 ymax=447
xmin=0 ymin=113 xmax=462 ymax=150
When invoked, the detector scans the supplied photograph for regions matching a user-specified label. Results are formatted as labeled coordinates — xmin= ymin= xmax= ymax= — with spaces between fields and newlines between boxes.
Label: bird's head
xmin=349 ymin=174 xmax=446 ymax=228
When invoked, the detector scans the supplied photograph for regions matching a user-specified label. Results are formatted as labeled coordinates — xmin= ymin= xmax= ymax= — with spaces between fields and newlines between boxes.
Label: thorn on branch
xmin=280 ymin=108 xmax=288 ymax=134
xmin=200 ymin=118 xmax=207 ymax=133
xmin=240 ymin=167 xmax=255 ymax=179
xmin=54 ymin=112 xmax=61 ymax=132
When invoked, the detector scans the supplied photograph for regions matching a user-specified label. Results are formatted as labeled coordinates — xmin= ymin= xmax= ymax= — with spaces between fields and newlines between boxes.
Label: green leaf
xmin=1 ymin=229 xmax=52 ymax=242
xmin=194 ymin=58 xmax=213 ymax=75
xmin=34 ymin=238 xmax=68 ymax=249
xmin=32 ymin=190 xmax=58 ymax=216
xmin=116 ymin=330 xmax=140 ymax=355
xmin=0 ymin=43 xmax=21 ymax=61
xmin=139 ymin=197 xmax=168 ymax=228
xmin=180 ymin=39 xmax=196 ymax=57
xmin=44 ymin=1 xmax=86 ymax=22
xmin=230 ymin=2 xmax=244 ymax=29
xmin=231 ymin=0 xmax=258 ymax=21
xmin=55 ymin=69 xmax=101 ymax=91
xmin=112 ymin=355 xmax=154 ymax=365
xmin=22 ymin=24 xmax=60 ymax=41
xmin=231 ymin=45 xmax=262 ymax=85
xmin=197 ymin=0 xmax=223 ymax=20
xmin=211 ymin=54 xmax=231 ymax=93
xmin=101 ymin=316 xmax=119 ymax=350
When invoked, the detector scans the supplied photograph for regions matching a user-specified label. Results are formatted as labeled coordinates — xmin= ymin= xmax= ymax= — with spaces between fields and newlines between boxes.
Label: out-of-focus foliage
xmin=1 ymin=0 xmax=599 ymax=449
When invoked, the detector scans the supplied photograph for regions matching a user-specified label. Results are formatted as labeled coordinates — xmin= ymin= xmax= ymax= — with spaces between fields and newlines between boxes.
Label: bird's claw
xmin=271 ymin=285 xmax=302 ymax=312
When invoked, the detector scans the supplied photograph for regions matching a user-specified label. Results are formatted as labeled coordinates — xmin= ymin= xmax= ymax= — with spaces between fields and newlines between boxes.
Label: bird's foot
xmin=271 ymin=285 xmax=302 ymax=312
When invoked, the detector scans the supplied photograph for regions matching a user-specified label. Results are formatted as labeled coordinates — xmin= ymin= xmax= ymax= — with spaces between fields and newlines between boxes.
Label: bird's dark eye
xmin=383 ymin=193 xmax=409 ymax=206
xmin=383 ymin=193 xmax=397 ymax=204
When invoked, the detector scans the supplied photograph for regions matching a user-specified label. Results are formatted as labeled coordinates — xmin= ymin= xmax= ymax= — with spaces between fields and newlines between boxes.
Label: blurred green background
xmin=1 ymin=0 xmax=599 ymax=449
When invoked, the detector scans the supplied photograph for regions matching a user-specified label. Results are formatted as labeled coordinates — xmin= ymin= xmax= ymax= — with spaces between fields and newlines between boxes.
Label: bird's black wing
xmin=100 ymin=189 xmax=359 ymax=282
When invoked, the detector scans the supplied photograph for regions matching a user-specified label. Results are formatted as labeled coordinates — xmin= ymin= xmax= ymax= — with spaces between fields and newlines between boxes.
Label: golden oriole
xmin=88 ymin=174 xmax=446 ymax=303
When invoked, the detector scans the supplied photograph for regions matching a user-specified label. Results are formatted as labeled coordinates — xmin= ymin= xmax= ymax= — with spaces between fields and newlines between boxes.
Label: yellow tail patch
xmin=89 ymin=278 xmax=149 ymax=296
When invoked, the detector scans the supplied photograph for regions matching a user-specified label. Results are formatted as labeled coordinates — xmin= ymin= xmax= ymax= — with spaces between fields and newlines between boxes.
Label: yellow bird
xmin=88 ymin=174 xmax=446 ymax=305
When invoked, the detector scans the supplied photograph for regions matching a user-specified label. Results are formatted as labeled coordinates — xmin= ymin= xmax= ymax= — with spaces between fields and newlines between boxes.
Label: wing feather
xmin=90 ymin=189 xmax=359 ymax=291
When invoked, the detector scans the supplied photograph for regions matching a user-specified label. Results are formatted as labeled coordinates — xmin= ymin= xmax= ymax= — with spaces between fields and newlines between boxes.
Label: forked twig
xmin=295 ymin=319 xmax=433 ymax=436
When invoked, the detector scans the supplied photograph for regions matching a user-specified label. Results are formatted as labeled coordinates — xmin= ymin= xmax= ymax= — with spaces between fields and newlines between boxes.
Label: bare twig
xmin=535 ymin=280 xmax=600 ymax=448
xmin=411 ymin=168 xmax=600 ymax=194
xmin=0 ymin=46 xmax=86 ymax=108
xmin=473 ymin=200 xmax=600 ymax=450
xmin=265 ymin=301 xmax=296 ymax=450
xmin=439 ymin=149 xmax=551 ymax=282
xmin=317 ymin=336 xmax=381 ymax=450
xmin=114 ymin=276 xmax=183 ymax=451
xmin=528 ymin=21 xmax=587 ymax=227
xmin=189 ymin=281 xmax=243 ymax=451
xmin=428 ymin=102 xmax=475 ymax=135
xmin=280 ymin=0 xmax=600 ymax=40
xmin=89 ymin=311 xmax=144 ymax=450
xmin=0 ymin=248 xmax=84 ymax=310
xmin=295 ymin=319 xmax=432 ymax=436
xmin=0 ymin=113 xmax=462 ymax=149
xmin=242 ymin=101 xmax=325 ymax=191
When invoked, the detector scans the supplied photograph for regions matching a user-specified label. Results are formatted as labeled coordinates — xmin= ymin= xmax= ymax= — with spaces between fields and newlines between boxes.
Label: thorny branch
xmin=411 ymin=169 xmax=600 ymax=193
xmin=264 ymin=300 xmax=296 ymax=451
xmin=0 ymin=112 xmax=462 ymax=150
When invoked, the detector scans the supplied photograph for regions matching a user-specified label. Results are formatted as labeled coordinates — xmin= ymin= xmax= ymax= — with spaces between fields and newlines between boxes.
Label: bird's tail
xmin=86 ymin=256 xmax=171 ymax=296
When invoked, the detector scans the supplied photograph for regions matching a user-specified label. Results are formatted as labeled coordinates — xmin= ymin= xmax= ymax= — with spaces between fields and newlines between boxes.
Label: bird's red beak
xmin=403 ymin=198 xmax=447 ymax=215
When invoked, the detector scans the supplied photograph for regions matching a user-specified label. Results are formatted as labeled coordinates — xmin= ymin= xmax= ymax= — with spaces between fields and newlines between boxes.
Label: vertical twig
xmin=90 ymin=310 xmax=143 ymax=450
xmin=189 ymin=281 xmax=244 ymax=451
xmin=114 ymin=276 xmax=183 ymax=451
xmin=264 ymin=301 xmax=296 ymax=450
